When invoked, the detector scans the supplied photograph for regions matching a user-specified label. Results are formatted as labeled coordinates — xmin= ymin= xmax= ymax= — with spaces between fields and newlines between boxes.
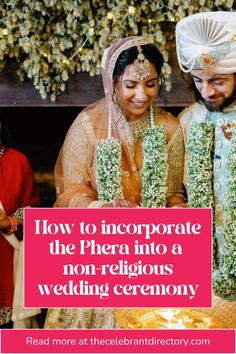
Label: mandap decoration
xmin=0 ymin=0 xmax=235 ymax=101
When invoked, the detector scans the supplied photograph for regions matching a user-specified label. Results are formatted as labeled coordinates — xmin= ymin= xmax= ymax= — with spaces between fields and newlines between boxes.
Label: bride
xmin=45 ymin=36 xmax=185 ymax=329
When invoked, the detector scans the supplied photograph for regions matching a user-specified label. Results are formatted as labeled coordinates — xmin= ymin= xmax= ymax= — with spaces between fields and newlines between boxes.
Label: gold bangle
xmin=1 ymin=216 xmax=18 ymax=236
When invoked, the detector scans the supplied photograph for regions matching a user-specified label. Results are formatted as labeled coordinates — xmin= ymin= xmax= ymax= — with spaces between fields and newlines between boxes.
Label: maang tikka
xmin=134 ymin=45 xmax=150 ymax=80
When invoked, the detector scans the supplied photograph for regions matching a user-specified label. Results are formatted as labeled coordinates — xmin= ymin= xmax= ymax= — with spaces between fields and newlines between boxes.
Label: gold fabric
xmin=46 ymin=103 xmax=185 ymax=329
xmin=45 ymin=308 xmax=116 ymax=329
xmin=0 ymin=307 xmax=12 ymax=326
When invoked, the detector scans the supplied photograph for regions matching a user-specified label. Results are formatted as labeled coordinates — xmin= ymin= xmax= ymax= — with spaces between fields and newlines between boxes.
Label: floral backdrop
xmin=0 ymin=0 xmax=235 ymax=101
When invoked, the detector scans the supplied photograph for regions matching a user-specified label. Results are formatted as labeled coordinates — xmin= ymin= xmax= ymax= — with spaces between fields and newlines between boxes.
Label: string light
xmin=107 ymin=12 xmax=114 ymax=20
xmin=128 ymin=6 xmax=136 ymax=15
xmin=0 ymin=1 xmax=217 ymax=101
xmin=68 ymin=34 xmax=90 ymax=61
xmin=2 ymin=28 xmax=8 ymax=35
xmin=33 ymin=44 xmax=49 ymax=58
xmin=168 ymin=13 xmax=175 ymax=21
xmin=62 ymin=57 xmax=70 ymax=65
xmin=0 ymin=28 xmax=9 ymax=37
xmin=89 ymin=27 xmax=94 ymax=36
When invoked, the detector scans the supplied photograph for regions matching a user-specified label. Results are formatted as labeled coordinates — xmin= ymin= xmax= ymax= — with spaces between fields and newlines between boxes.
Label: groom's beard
xmin=201 ymin=88 xmax=236 ymax=112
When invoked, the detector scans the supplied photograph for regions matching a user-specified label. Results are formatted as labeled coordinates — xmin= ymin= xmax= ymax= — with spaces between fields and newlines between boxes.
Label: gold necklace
xmin=127 ymin=111 xmax=150 ymax=143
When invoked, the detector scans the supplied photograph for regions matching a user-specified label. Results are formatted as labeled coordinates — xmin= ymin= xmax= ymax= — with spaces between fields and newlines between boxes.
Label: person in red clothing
xmin=0 ymin=120 xmax=40 ymax=328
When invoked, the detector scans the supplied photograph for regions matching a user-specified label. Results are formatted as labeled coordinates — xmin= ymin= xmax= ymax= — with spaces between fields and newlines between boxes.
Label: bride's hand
xmin=172 ymin=202 xmax=188 ymax=208
xmin=103 ymin=199 xmax=138 ymax=208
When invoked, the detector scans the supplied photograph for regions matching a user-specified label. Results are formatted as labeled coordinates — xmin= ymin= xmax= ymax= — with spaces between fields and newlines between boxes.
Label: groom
xmin=176 ymin=11 xmax=236 ymax=306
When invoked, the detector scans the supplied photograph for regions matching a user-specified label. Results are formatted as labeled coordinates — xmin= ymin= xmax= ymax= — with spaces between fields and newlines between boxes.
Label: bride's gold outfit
xmin=45 ymin=37 xmax=185 ymax=329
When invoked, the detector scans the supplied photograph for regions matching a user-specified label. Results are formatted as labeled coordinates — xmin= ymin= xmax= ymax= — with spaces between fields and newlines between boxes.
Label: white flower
xmin=187 ymin=118 xmax=236 ymax=296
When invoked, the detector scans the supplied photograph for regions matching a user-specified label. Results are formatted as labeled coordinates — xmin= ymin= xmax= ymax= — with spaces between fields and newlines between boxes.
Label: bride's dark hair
xmin=112 ymin=43 xmax=166 ymax=104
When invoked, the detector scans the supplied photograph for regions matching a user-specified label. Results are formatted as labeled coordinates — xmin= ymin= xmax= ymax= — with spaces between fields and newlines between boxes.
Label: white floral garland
xmin=187 ymin=119 xmax=236 ymax=297
xmin=213 ymin=131 xmax=236 ymax=296
xmin=186 ymin=120 xmax=214 ymax=208
xmin=96 ymin=137 xmax=123 ymax=201
xmin=142 ymin=126 xmax=168 ymax=207
xmin=96 ymin=125 xmax=168 ymax=207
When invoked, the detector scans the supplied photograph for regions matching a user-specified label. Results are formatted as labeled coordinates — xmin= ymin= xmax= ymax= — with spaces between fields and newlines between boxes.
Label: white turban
xmin=176 ymin=11 xmax=236 ymax=74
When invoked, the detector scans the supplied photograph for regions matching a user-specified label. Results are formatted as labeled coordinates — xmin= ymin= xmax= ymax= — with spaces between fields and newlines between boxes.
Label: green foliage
xmin=0 ymin=1 xmax=235 ymax=100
